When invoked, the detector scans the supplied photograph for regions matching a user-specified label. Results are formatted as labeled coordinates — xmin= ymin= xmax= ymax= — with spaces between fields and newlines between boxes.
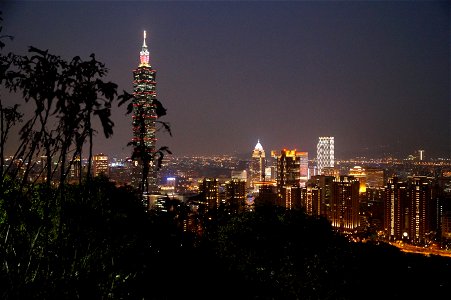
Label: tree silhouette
xmin=119 ymin=92 xmax=172 ymax=196
xmin=0 ymin=13 xmax=154 ymax=298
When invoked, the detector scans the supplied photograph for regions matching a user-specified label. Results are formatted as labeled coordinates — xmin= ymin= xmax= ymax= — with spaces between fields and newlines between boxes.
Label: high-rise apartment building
xmin=330 ymin=175 xmax=360 ymax=233
xmin=384 ymin=176 xmax=436 ymax=245
xmin=384 ymin=177 xmax=407 ymax=241
xmin=249 ymin=140 xmax=266 ymax=189
xmin=198 ymin=178 xmax=220 ymax=213
xmin=224 ymin=178 xmax=246 ymax=214
xmin=131 ymin=31 xmax=159 ymax=194
xmin=407 ymin=176 xmax=436 ymax=245
xmin=316 ymin=137 xmax=334 ymax=175
xmin=303 ymin=175 xmax=334 ymax=218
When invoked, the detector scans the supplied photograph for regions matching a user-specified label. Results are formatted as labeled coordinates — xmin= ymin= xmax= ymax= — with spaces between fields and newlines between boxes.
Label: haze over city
xmin=1 ymin=1 xmax=449 ymax=159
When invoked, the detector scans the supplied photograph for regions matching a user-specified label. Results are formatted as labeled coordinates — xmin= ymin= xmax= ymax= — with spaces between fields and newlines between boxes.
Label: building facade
xmin=316 ymin=137 xmax=334 ymax=175
xmin=131 ymin=31 xmax=159 ymax=194
xmin=384 ymin=176 xmax=436 ymax=245
xmin=330 ymin=175 xmax=360 ymax=233
xmin=92 ymin=153 xmax=109 ymax=177
xmin=198 ymin=177 xmax=220 ymax=213
xmin=224 ymin=178 xmax=246 ymax=214
xmin=249 ymin=140 xmax=266 ymax=189
xmin=299 ymin=151 xmax=309 ymax=187
xmin=303 ymin=175 xmax=334 ymax=218
xmin=271 ymin=149 xmax=302 ymax=209
xmin=349 ymin=165 xmax=366 ymax=193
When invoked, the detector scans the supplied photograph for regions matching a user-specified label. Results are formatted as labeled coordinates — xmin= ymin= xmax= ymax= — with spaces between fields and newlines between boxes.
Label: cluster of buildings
xmin=4 ymin=31 xmax=451 ymax=250
xmin=76 ymin=34 xmax=451 ymax=249
xmin=63 ymin=128 xmax=446 ymax=250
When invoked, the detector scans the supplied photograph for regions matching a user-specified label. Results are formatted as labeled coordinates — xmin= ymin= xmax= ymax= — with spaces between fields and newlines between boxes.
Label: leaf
xmin=153 ymin=98 xmax=167 ymax=117
xmin=118 ymin=90 xmax=133 ymax=107
xmin=28 ymin=46 xmax=48 ymax=57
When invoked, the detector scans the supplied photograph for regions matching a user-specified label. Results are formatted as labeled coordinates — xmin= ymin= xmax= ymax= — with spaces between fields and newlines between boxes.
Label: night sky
xmin=1 ymin=1 xmax=450 ymax=159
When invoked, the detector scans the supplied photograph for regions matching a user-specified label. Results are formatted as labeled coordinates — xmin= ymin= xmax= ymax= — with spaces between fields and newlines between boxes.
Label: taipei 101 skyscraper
xmin=131 ymin=31 xmax=158 ymax=195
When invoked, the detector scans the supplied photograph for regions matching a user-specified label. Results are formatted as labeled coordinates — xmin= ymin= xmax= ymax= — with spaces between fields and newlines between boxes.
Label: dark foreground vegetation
xmin=2 ymin=178 xmax=451 ymax=299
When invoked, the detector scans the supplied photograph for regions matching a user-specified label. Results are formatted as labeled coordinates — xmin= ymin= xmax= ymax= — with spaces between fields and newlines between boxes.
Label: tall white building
xmin=317 ymin=137 xmax=334 ymax=175
xmin=249 ymin=140 xmax=266 ymax=188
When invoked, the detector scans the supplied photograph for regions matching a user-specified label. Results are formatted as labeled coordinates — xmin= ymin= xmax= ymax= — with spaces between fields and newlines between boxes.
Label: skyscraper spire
xmin=140 ymin=30 xmax=150 ymax=66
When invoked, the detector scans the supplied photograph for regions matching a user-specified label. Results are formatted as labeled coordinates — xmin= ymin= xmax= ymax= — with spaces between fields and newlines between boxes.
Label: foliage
xmin=0 ymin=176 xmax=158 ymax=299
xmin=0 ymin=13 xmax=168 ymax=299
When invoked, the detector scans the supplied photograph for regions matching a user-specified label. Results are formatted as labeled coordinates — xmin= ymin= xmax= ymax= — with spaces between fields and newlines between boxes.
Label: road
xmin=389 ymin=242 xmax=451 ymax=258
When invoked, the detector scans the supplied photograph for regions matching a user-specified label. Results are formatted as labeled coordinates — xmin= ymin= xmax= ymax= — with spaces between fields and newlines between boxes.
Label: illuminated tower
xmin=131 ymin=30 xmax=158 ymax=194
xmin=271 ymin=149 xmax=302 ymax=209
xmin=249 ymin=140 xmax=266 ymax=189
xmin=316 ymin=137 xmax=334 ymax=175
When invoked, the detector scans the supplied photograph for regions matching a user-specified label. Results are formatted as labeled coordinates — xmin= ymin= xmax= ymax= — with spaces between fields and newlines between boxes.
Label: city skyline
xmin=1 ymin=1 xmax=449 ymax=159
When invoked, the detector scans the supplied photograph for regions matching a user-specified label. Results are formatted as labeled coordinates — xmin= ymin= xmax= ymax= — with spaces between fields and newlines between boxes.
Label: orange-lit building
xmin=93 ymin=153 xmax=109 ymax=177
xmin=271 ymin=149 xmax=303 ymax=210
xmin=349 ymin=165 xmax=366 ymax=193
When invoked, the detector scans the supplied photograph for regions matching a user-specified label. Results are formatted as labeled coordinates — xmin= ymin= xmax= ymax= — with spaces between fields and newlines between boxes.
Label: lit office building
xmin=265 ymin=166 xmax=276 ymax=181
xmin=131 ymin=31 xmax=159 ymax=194
xmin=349 ymin=165 xmax=366 ymax=193
xmin=93 ymin=153 xmax=109 ymax=177
xmin=366 ymin=168 xmax=385 ymax=188
xmin=231 ymin=170 xmax=247 ymax=182
xmin=316 ymin=137 xmax=334 ymax=175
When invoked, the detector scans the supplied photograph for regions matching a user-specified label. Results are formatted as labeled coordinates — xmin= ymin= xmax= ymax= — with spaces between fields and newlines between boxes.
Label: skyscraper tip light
xmin=140 ymin=30 xmax=150 ymax=66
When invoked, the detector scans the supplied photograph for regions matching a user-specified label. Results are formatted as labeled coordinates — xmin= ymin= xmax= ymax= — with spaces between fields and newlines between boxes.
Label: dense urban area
xmin=1 ymin=8 xmax=451 ymax=299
